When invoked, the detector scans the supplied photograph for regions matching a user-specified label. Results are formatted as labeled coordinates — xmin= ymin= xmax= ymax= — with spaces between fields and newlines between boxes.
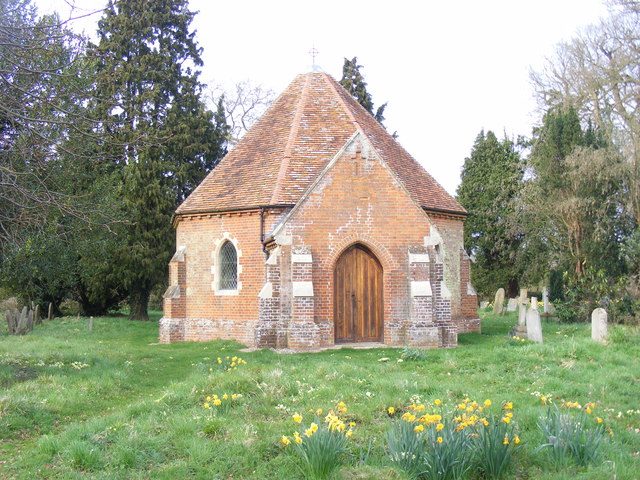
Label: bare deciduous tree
xmin=206 ymin=80 xmax=275 ymax=146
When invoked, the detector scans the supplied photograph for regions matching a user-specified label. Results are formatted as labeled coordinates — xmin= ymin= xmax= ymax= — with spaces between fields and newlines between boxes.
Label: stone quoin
xmin=160 ymin=71 xmax=480 ymax=350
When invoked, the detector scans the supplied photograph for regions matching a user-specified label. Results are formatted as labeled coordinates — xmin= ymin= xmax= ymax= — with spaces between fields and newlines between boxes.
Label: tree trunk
xmin=129 ymin=287 xmax=150 ymax=321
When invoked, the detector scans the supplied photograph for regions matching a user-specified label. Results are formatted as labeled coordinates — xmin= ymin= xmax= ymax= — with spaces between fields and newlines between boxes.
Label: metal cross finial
xmin=309 ymin=45 xmax=319 ymax=69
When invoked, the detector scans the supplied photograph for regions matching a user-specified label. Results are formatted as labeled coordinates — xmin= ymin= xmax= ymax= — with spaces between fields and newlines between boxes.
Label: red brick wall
xmin=278 ymin=139 xmax=445 ymax=346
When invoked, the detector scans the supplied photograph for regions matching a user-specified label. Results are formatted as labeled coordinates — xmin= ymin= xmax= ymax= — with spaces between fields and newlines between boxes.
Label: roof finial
xmin=309 ymin=44 xmax=320 ymax=71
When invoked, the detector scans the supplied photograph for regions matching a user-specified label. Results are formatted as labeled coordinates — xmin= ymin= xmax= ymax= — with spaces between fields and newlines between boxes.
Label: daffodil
xmin=503 ymin=436 xmax=510 ymax=445
xmin=504 ymin=402 xmax=513 ymax=410
xmin=484 ymin=399 xmax=492 ymax=407
xmin=436 ymin=423 xmax=444 ymax=432
xmin=437 ymin=436 xmax=443 ymax=444
xmin=292 ymin=413 xmax=303 ymax=423
xmin=213 ymin=398 xmax=222 ymax=406
xmin=596 ymin=417 xmax=604 ymax=424
xmin=280 ymin=435 xmax=291 ymax=447
xmin=514 ymin=435 xmax=521 ymax=445
xmin=434 ymin=399 xmax=442 ymax=406
xmin=387 ymin=406 xmax=395 ymax=415
xmin=414 ymin=424 xmax=424 ymax=433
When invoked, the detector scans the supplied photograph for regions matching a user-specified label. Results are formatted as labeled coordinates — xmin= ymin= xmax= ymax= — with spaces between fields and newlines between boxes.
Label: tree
xmin=0 ymin=0 xmax=104 ymax=246
xmin=531 ymin=1 xmax=640 ymax=224
xmin=340 ymin=57 xmax=389 ymax=126
xmin=91 ymin=0 xmax=227 ymax=320
xmin=520 ymin=107 xmax=628 ymax=282
xmin=456 ymin=130 xmax=523 ymax=298
xmin=207 ymin=80 xmax=275 ymax=146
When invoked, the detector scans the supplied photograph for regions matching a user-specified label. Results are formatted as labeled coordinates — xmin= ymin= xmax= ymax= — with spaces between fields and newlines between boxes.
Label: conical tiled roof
xmin=177 ymin=72 xmax=465 ymax=216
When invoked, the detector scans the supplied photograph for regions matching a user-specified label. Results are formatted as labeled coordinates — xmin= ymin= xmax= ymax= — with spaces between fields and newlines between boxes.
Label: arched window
xmin=219 ymin=241 xmax=238 ymax=290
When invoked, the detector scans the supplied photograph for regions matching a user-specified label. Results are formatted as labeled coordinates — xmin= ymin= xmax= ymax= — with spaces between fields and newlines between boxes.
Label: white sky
xmin=38 ymin=0 xmax=608 ymax=195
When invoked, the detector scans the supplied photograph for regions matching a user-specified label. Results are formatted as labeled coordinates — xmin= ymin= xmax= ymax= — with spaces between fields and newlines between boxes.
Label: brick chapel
xmin=160 ymin=71 xmax=479 ymax=350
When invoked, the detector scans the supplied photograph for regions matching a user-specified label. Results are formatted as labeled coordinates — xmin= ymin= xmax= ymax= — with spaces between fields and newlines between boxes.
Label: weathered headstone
xmin=6 ymin=309 xmax=18 ymax=334
xmin=514 ymin=302 xmax=527 ymax=336
xmin=88 ymin=316 xmax=94 ymax=332
xmin=518 ymin=288 xmax=528 ymax=305
xmin=507 ymin=298 xmax=518 ymax=312
xmin=543 ymin=287 xmax=551 ymax=315
xmin=493 ymin=288 xmax=505 ymax=315
xmin=530 ymin=296 xmax=538 ymax=310
xmin=591 ymin=308 xmax=608 ymax=343
xmin=48 ymin=302 xmax=53 ymax=320
xmin=526 ymin=306 xmax=543 ymax=343
xmin=34 ymin=305 xmax=41 ymax=325
xmin=480 ymin=301 xmax=489 ymax=309
xmin=16 ymin=307 xmax=33 ymax=335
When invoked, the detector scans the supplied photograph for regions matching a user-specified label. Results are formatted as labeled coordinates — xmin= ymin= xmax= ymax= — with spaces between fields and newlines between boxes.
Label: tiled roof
xmin=177 ymin=72 xmax=465 ymax=216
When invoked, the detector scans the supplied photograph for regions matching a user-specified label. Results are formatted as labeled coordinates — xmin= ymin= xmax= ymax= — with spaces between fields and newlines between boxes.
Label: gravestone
xmin=543 ymin=287 xmax=551 ymax=315
xmin=34 ymin=305 xmax=41 ymax=325
xmin=480 ymin=301 xmax=489 ymax=309
xmin=591 ymin=308 xmax=608 ymax=343
xmin=526 ymin=305 xmax=543 ymax=343
xmin=506 ymin=298 xmax=518 ymax=312
xmin=493 ymin=288 xmax=505 ymax=315
xmin=519 ymin=288 xmax=528 ymax=305
xmin=48 ymin=302 xmax=53 ymax=320
xmin=6 ymin=309 xmax=18 ymax=334
xmin=530 ymin=296 xmax=539 ymax=310
xmin=515 ymin=302 xmax=527 ymax=336
xmin=88 ymin=316 xmax=94 ymax=332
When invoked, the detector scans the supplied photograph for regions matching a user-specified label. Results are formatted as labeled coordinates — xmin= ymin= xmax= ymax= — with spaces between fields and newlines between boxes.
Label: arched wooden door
xmin=334 ymin=244 xmax=383 ymax=343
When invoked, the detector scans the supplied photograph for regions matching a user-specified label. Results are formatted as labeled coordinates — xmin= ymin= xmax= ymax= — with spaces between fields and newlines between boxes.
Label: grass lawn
xmin=1 ymin=310 xmax=639 ymax=479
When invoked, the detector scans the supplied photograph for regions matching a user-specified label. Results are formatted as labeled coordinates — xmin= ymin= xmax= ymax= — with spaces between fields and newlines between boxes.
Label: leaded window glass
xmin=219 ymin=241 xmax=238 ymax=290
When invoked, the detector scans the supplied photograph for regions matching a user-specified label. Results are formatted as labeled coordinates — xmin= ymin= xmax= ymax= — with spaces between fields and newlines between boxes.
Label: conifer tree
xmin=457 ymin=131 xmax=523 ymax=297
xmin=92 ymin=0 xmax=227 ymax=320
xmin=339 ymin=57 xmax=388 ymax=124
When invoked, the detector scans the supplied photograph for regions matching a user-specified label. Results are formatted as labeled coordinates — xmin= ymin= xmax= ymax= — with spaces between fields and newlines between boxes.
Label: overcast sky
xmin=38 ymin=0 xmax=608 ymax=195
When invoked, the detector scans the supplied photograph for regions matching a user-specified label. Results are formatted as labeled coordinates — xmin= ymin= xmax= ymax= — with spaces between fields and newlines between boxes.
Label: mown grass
xmin=0 ymin=310 xmax=639 ymax=479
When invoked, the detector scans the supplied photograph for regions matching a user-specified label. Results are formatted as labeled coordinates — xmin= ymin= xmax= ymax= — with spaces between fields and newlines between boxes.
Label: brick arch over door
xmin=334 ymin=243 xmax=384 ymax=343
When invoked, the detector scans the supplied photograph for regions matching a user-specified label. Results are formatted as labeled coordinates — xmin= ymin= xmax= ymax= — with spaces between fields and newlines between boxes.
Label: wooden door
xmin=334 ymin=244 xmax=383 ymax=343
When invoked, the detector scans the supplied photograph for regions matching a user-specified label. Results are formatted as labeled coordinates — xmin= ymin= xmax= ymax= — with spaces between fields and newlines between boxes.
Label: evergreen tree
xmin=91 ymin=0 xmax=228 ymax=320
xmin=339 ymin=57 xmax=388 ymax=125
xmin=456 ymin=131 xmax=523 ymax=298
xmin=521 ymin=107 xmax=627 ymax=280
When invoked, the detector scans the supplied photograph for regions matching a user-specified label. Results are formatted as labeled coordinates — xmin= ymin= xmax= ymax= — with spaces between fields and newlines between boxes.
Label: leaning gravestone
xmin=591 ymin=308 xmax=608 ymax=343
xmin=480 ymin=301 xmax=489 ymax=309
xmin=526 ymin=303 xmax=543 ymax=343
xmin=34 ymin=305 xmax=41 ymax=325
xmin=6 ymin=309 xmax=18 ymax=334
xmin=48 ymin=302 xmax=53 ymax=320
xmin=493 ymin=288 xmax=505 ymax=315
xmin=507 ymin=298 xmax=518 ymax=312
